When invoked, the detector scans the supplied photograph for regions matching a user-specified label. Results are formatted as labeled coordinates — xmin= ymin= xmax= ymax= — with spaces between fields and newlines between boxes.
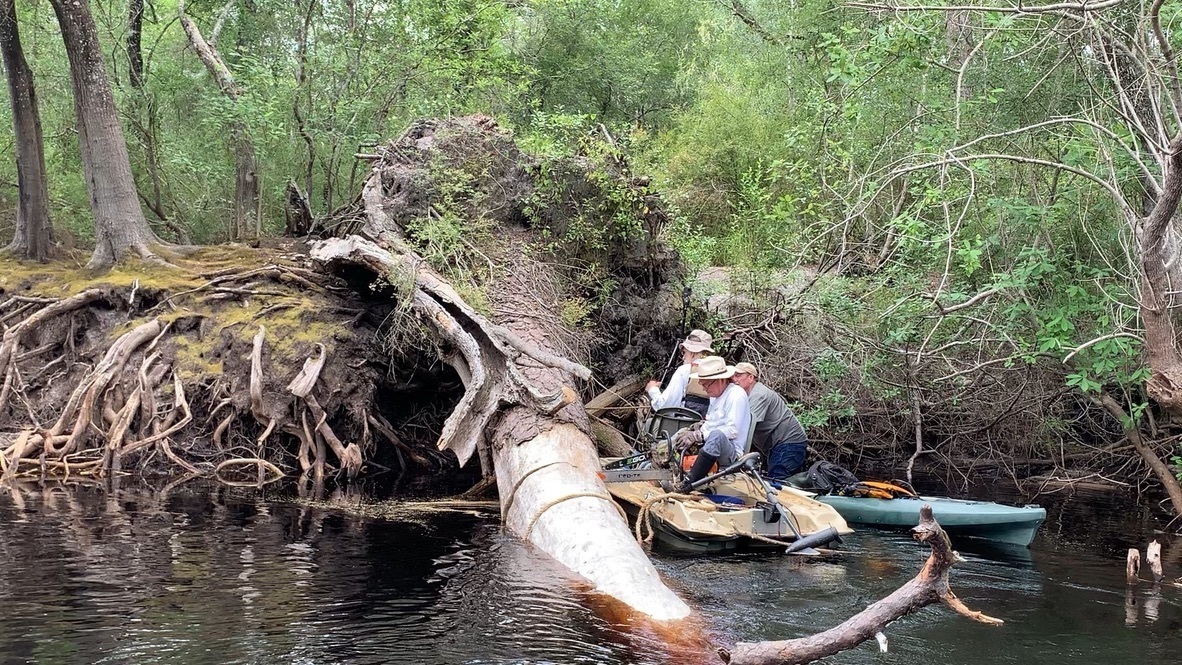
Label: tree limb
xmin=727 ymin=505 xmax=1002 ymax=665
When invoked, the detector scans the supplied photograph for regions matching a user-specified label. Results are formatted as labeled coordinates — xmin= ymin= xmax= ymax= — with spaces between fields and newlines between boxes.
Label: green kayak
xmin=808 ymin=494 xmax=1046 ymax=547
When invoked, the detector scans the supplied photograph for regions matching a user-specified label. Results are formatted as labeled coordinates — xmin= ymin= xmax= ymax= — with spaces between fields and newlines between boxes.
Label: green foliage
xmin=0 ymin=0 xmax=1166 ymax=461
xmin=791 ymin=390 xmax=857 ymax=430
xmin=510 ymin=0 xmax=704 ymax=128
xmin=812 ymin=349 xmax=849 ymax=381
xmin=523 ymin=135 xmax=648 ymax=259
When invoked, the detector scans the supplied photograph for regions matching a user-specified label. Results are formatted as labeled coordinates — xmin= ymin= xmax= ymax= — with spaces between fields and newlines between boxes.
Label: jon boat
xmin=781 ymin=484 xmax=1046 ymax=547
xmin=605 ymin=463 xmax=854 ymax=555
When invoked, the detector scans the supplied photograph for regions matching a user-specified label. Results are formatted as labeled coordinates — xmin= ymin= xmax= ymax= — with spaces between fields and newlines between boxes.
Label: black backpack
xmin=806 ymin=461 xmax=860 ymax=494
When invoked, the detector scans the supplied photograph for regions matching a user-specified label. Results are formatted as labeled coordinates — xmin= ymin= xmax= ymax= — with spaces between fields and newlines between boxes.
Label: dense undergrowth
xmin=2 ymin=0 xmax=1180 ymax=494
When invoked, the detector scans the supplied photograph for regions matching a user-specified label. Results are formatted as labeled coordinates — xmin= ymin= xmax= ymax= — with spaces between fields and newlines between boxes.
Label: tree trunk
xmin=232 ymin=128 xmax=259 ymax=240
xmin=178 ymin=0 xmax=259 ymax=240
xmin=127 ymin=0 xmax=144 ymax=89
xmin=127 ymin=0 xmax=178 ymax=243
xmin=310 ymin=232 xmax=692 ymax=623
xmin=0 ymin=0 xmax=53 ymax=261
xmin=1138 ymin=135 xmax=1182 ymax=417
xmin=50 ymin=0 xmax=161 ymax=269
xmin=1097 ymin=394 xmax=1182 ymax=515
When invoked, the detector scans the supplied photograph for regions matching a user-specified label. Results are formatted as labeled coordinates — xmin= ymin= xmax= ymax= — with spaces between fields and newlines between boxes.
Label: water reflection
xmin=0 ymin=481 xmax=704 ymax=665
xmin=1 ymin=479 xmax=1181 ymax=665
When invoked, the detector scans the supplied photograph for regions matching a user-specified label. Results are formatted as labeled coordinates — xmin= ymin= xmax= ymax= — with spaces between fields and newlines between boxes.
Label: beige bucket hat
xmin=680 ymin=329 xmax=714 ymax=354
xmin=690 ymin=355 xmax=735 ymax=380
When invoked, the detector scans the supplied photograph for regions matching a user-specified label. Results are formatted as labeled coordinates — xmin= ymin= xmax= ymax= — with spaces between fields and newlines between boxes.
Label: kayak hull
xmin=606 ymin=475 xmax=854 ymax=555
xmin=813 ymin=494 xmax=1046 ymax=547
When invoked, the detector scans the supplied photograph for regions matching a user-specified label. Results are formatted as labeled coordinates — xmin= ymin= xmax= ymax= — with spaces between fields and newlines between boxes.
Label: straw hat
xmin=734 ymin=362 xmax=758 ymax=377
xmin=690 ymin=355 xmax=735 ymax=380
xmin=680 ymin=329 xmax=714 ymax=354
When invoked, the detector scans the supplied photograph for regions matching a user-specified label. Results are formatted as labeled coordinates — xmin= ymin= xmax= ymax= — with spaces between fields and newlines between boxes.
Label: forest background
xmin=3 ymin=0 xmax=1182 ymax=505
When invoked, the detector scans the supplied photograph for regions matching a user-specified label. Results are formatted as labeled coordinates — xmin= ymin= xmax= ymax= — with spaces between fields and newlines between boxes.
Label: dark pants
xmin=767 ymin=441 xmax=807 ymax=480
xmin=683 ymin=395 xmax=709 ymax=418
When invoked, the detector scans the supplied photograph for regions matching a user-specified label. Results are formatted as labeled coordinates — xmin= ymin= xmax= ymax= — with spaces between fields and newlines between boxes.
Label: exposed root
xmin=249 ymin=326 xmax=268 ymax=425
xmin=367 ymin=412 xmax=434 ymax=467
xmin=213 ymin=457 xmax=285 ymax=486
xmin=0 ymin=289 xmax=106 ymax=418
xmin=311 ymin=235 xmax=590 ymax=467
xmin=288 ymin=342 xmax=362 ymax=478
xmin=48 ymin=318 xmax=163 ymax=458
xmin=0 ymin=246 xmax=436 ymax=485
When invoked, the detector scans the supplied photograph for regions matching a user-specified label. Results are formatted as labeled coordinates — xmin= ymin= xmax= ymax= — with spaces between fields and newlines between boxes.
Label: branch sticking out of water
xmin=724 ymin=505 xmax=1002 ymax=665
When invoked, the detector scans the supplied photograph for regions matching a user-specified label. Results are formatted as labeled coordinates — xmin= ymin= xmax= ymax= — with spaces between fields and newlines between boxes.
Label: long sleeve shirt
xmin=647 ymin=363 xmax=690 ymax=410
xmin=703 ymin=383 xmax=751 ymax=458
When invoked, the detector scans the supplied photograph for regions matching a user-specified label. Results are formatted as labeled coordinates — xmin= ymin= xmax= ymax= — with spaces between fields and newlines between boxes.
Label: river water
xmin=0 ymin=479 xmax=1178 ymax=665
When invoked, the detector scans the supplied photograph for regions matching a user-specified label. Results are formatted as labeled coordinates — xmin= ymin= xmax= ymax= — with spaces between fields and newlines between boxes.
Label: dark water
xmin=0 ymin=480 xmax=1179 ymax=665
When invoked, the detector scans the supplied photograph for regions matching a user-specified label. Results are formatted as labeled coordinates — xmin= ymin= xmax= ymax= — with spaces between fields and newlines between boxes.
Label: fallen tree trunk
xmin=311 ymin=234 xmax=692 ymax=622
xmin=726 ymin=504 xmax=1002 ymax=664
xmin=495 ymin=421 xmax=688 ymax=620
xmin=590 ymin=417 xmax=633 ymax=457
xmin=586 ymin=374 xmax=644 ymax=417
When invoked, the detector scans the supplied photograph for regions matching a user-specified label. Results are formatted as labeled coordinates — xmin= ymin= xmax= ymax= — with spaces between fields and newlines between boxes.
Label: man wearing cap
xmin=732 ymin=362 xmax=809 ymax=480
xmin=670 ymin=356 xmax=751 ymax=490
xmin=645 ymin=329 xmax=713 ymax=418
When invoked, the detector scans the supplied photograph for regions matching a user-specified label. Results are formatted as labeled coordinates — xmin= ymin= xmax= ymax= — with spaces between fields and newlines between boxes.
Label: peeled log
xmin=496 ymin=421 xmax=690 ymax=621
xmin=312 ymin=234 xmax=691 ymax=622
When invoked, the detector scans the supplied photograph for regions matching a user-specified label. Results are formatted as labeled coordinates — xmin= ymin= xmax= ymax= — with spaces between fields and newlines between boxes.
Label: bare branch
xmin=177 ymin=0 xmax=239 ymax=98
xmin=848 ymin=0 xmax=1125 ymax=14
xmin=718 ymin=0 xmax=784 ymax=44
xmin=1148 ymin=0 xmax=1182 ymax=127
xmin=1063 ymin=331 xmax=1144 ymax=362
xmin=931 ymin=287 xmax=1002 ymax=314
xmin=952 ymin=117 xmax=1161 ymax=195
xmin=208 ymin=0 xmax=235 ymax=48
xmin=955 ymin=37 xmax=986 ymax=129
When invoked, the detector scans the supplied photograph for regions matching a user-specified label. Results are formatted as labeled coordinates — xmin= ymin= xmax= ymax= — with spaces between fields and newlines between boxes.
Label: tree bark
xmin=49 ymin=0 xmax=161 ymax=269
xmin=1138 ymin=135 xmax=1182 ymax=418
xmin=1097 ymin=393 xmax=1182 ymax=514
xmin=0 ymin=0 xmax=53 ymax=261
xmin=127 ymin=0 xmax=144 ymax=89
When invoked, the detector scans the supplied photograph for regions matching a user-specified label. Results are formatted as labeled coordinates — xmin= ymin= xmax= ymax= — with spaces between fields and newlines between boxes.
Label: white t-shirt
xmin=703 ymin=383 xmax=751 ymax=459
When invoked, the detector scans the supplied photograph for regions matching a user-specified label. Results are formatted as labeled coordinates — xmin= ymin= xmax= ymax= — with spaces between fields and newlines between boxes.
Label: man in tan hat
xmin=646 ymin=329 xmax=713 ymax=417
xmin=732 ymin=362 xmax=808 ymax=480
xmin=670 ymin=355 xmax=751 ymax=489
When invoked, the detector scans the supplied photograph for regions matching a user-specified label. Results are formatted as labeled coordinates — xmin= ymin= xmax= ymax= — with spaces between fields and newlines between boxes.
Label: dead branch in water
xmin=725 ymin=505 xmax=1002 ymax=665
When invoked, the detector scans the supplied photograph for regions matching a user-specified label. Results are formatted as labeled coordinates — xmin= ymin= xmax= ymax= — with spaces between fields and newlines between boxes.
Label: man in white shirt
xmin=671 ymin=356 xmax=751 ymax=489
xmin=645 ymin=329 xmax=713 ymax=417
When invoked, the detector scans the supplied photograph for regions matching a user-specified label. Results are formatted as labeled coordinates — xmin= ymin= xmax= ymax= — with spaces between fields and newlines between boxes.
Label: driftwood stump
xmin=726 ymin=505 xmax=1002 ymax=665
